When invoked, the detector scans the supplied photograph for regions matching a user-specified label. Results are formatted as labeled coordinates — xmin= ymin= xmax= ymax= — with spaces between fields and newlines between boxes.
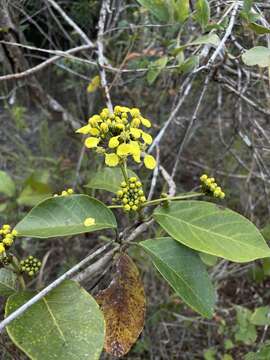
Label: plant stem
xmin=141 ymin=192 xmax=204 ymax=208
xmin=120 ymin=161 xmax=129 ymax=183
xmin=10 ymin=256 xmax=25 ymax=290
xmin=108 ymin=205 xmax=123 ymax=209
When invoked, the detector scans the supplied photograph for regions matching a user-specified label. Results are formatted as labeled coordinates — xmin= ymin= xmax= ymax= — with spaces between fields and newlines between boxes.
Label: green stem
xmin=10 ymin=256 xmax=26 ymax=290
xmin=108 ymin=205 xmax=123 ymax=209
xmin=141 ymin=192 xmax=204 ymax=208
xmin=120 ymin=161 xmax=129 ymax=183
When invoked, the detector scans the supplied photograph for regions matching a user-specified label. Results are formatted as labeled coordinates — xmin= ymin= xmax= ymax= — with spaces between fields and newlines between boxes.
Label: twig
xmin=97 ymin=0 xmax=113 ymax=111
xmin=0 ymin=44 xmax=92 ymax=81
xmin=45 ymin=0 xmax=94 ymax=47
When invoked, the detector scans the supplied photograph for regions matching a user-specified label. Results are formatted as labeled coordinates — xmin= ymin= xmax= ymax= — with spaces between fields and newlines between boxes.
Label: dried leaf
xmin=96 ymin=253 xmax=146 ymax=357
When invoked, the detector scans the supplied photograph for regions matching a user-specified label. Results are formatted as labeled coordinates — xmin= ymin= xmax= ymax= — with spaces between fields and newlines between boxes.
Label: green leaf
xmin=140 ymin=237 xmax=216 ymax=318
xmin=0 ymin=171 xmax=16 ymax=197
xmin=242 ymin=46 xmax=270 ymax=68
xmin=189 ymin=33 xmax=219 ymax=47
xmin=235 ymin=306 xmax=257 ymax=345
xmin=173 ymin=0 xmax=189 ymax=23
xmin=17 ymin=170 xmax=52 ymax=207
xmin=0 ymin=268 xmax=18 ymax=296
xmin=6 ymin=280 xmax=105 ymax=360
xmin=251 ymin=306 xmax=270 ymax=326
xmin=85 ymin=167 xmax=137 ymax=193
xmin=199 ymin=252 xmax=218 ymax=266
xmin=15 ymin=194 xmax=117 ymax=238
xmin=195 ymin=0 xmax=210 ymax=30
xmin=147 ymin=56 xmax=168 ymax=85
xmin=203 ymin=348 xmax=216 ymax=360
xmin=248 ymin=22 xmax=270 ymax=34
xmin=178 ymin=55 xmax=200 ymax=74
xmin=136 ymin=0 xmax=171 ymax=22
xmin=153 ymin=200 xmax=270 ymax=262
xmin=173 ymin=33 xmax=220 ymax=54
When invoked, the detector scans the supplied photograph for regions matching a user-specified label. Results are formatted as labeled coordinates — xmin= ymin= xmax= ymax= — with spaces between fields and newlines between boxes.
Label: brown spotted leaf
xmin=96 ymin=253 xmax=146 ymax=357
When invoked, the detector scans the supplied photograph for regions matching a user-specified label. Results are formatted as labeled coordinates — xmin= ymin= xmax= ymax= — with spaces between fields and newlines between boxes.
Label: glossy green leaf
xmin=251 ymin=306 xmax=270 ymax=326
xmin=140 ymin=237 xmax=216 ymax=318
xmin=195 ymin=0 xmax=210 ymax=30
xmin=242 ymin=46 xmax=270 ymax=67
xmin=0 ymin=171 xmax=16 ymax=197
xmin=0 ymin=268 xmax=18 ymax=296
xmin=6 ymin=280 xmax=105 ymax=360
xmin=147 ymin=56 xmax=168 ymax=85
xmin=154 ymin=201 xmax=270 ymax=262
xmin=15 ymin=194 xmax=117 ymax=238
xmin=85 ymin=167 xmax=137 ymax=193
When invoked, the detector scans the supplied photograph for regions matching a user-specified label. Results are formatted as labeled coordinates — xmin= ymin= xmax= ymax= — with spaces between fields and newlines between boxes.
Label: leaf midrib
xmin=143 ymin=245 xmax=213 ymax=317
xmin=155 ymin=212 xmax=266 ymax=251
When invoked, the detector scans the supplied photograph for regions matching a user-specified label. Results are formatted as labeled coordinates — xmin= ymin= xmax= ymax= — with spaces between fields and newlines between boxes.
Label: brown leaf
xmin=96 ymin=253 xmax=146 ymax=357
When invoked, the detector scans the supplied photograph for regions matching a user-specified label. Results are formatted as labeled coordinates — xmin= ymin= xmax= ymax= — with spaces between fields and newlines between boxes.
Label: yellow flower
xmin=105 ymin=153 xmax=119 ymax=167
xmin=131 ymin=118 xmax=141 ymax=128
xmin=109 ymin=136 xmax=120 ymax=148
xmin=84 ymin=217 xmax=96 ymax=227
xmin=67 ymin=188 xmax=74 ymax=194
xmin=100 ymin=108 xmax=110 ymax=119
xmin=3 ymin=236 xmax=13 ymax=246
xmin=142 ymin=132 xmax=153 ymax=145
xmin=11 ymin=229 xmax=18 ymax=236
xmin=89 ymin=127 xmax=100 ymax=136
xmin=88 ymin=115 xmax=101 ymax=126
xmin=76 ymin=124 xmax=91 ymax=134
xmin=200 ymin=174 xmax=208 ymax=182
xmin=85 ymin=137 xmax=100 ymax=148
xmin=0 ymin=243 xmax=5 ymax=254
xmin=61 ymin=190 xmax=68 ymax=196
xmin=130 ymin=128 xmax=141 ymax=139
xmin=117 ymin=143 xmax=133 ymax=156
xmin=130 ymin=108 xmax=140 ymax=117
xmin=144 ymin=154 xmax=156 ymax=170
xmin=100 ymin=122 xmax=109 ymax=132
xmin=141 ymin=118 xmax=151 ymax=128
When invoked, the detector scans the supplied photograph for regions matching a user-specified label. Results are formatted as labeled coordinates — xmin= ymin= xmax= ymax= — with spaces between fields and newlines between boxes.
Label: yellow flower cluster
xmin=200 ymin=174 xmax=225 ymax=199
xmin=53 ymin=188 xmax=74 ymax=197
xmin=114 ymin=176 xmax=146 ymax=212
xmin=20 ymin=256 xmax=41 ymax=277
xmin=76 ymin=106 xmax=156 ymax=169
xmin=0 ymin=224 xmax=17 ymax=255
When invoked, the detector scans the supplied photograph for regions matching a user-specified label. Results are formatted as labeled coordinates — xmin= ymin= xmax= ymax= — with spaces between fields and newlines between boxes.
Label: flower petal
xmin=141 ymin=118 xmax=151 ymax=128
xmin=105 ymin=153 xmax=119 ymax=167
xmin=142 ymin=132 xmax=153 ymax=145
xmin=85 ymin=137 xmax=100 ymax=148
xmin=144 ymin=154 xmax=156 ymax=170
xmin=109 ymin=136 xmax=120 ymax=148
xmin=76 ymin=124 xmax=91 ymax=134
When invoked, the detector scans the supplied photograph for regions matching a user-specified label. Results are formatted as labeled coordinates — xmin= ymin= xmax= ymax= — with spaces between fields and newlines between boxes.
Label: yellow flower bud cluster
xmin=76 ymin=106 xmax=156 ymax=170
xmin=20 ymin=256 xmax=41 ymax=277
xmin=114 ymin=176 xmax=146 ymax=212
xmin=200 ymin=174 xmax=225 ymax=199
xmin=0 ymin=224 xmax=17 ymax=255
xmin=53 ymin=188 xmax=74 ymax=197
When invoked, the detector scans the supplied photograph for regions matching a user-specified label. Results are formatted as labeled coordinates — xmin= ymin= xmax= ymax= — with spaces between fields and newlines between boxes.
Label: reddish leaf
xmin=96 ymin=253 xmax=146 ymax=357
